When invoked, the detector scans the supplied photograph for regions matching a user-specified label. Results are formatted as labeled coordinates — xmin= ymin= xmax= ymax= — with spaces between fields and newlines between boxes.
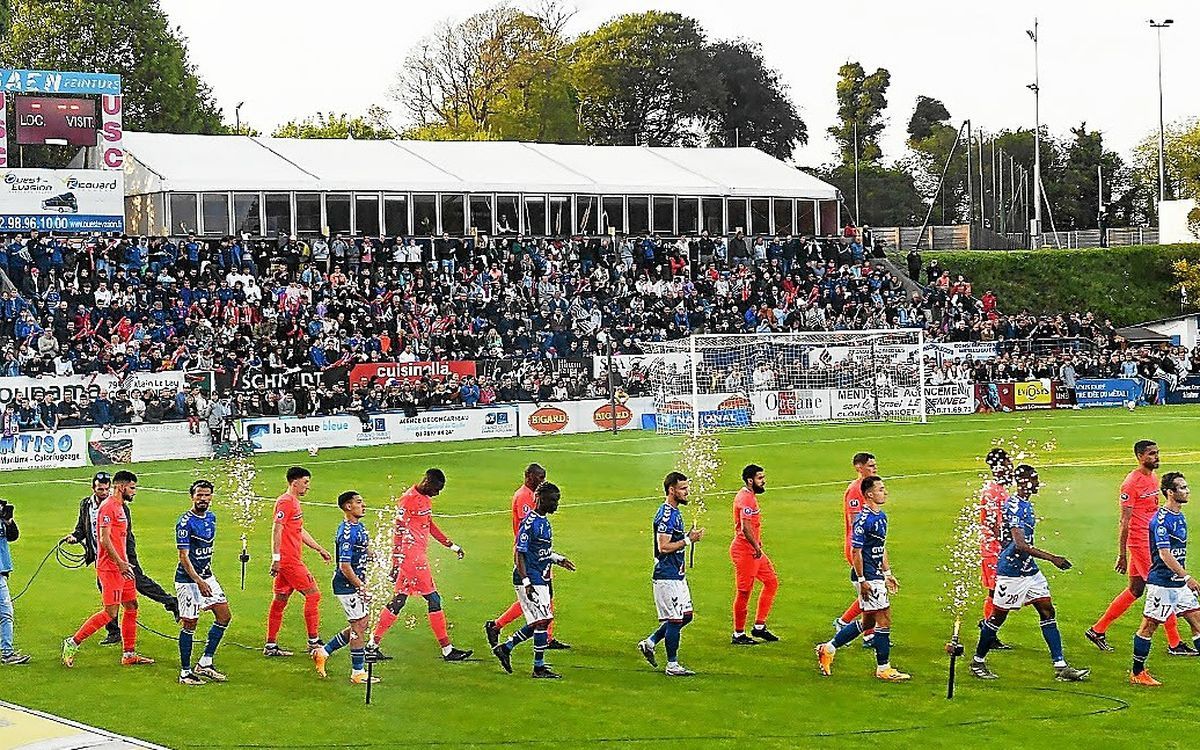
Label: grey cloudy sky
xmin=159 ymin=0 xmax=1195 ymax=166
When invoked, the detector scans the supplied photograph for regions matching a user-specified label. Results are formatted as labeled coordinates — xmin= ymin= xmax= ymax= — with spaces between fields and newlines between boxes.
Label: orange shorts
xmin=981 ymin=555 xmax=998 ymax=590
xmin=1127 ymin=543 xmax=1152 ymax=580
xmin=731 ymin=550 xmax=778 ymax=592
xmin=394 ymin=560 xmax=436 ymax=597
xmin=98 ymin=570 xmax=136 ymax=606
xmin=272 ymin=562 xmax=316 ymax=595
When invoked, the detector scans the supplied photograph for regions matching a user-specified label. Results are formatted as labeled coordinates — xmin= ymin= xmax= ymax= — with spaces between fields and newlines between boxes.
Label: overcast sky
xmin=159 ymin=0 xmax=1195 ymax=166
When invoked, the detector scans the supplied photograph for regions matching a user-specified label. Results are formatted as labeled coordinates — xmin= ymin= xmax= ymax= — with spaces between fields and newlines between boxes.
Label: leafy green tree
xmin=904 ymin=95 xmax=968 ymax=223
xmin=818 ymin=163 xmax=925 ymax=226
xmin=828 ymin=62 xmax=890 ymax=165
xmin=272 ymin=106 xmax=395 ymax=140
xmin=0 ymin=0 xmax=224 ymax=134
xmin=1055 ymin=123 xmax=1130 ymax=230
xmin=488 ymin=10 xmax=581 ymax=143
xmin=702 ymin=40 xmax=806 ymax=159
xmin=906 ymin=95 xmax=950 ymax=142
xmin=1132 ymin=119 xmax=1200 ymax=209
xmin=570 ymin=11 xmax=718 ymax=146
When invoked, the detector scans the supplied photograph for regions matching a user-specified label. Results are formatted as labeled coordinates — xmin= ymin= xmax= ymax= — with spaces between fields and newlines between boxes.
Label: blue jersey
xmin=997 ymin=496 xmax=1038 ymax=577
xmin=652 ymin=503 xmax=686 ymax=580
xmin=332 ymin=520 xmax=370 ymax=595
xmin=1148 ymin=508 xmax=1188 ymax=588
xmin=850 ymin=506 xmax=887 ymax=581
xmin=174 ymin=510 xmax=216 ymax=583
xmin=514 ymin=513 xmax=554 ymax=586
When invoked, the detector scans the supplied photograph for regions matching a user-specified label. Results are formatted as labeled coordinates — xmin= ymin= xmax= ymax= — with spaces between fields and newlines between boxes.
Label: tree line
xmin=1 ymin=0 xmax=1197 ymax=232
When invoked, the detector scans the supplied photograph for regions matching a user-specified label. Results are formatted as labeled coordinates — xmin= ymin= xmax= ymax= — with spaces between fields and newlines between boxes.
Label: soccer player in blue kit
xmin=491 ymin=481 xmax=575 ymax=679
xmin=637 ymin=472 xmax=705 ymax=677
xmin=1129 ymin=471 xmax=1200 ymax=686
xmin=175 ymin=480 xmax=232 ymax=686
xmin=313 ymin=491 xmax=377 ymax=684
xmin=816 ymin=475 xmax=909 ymax=681
xmin=969 ymin=464 xmax=1089 ymax=682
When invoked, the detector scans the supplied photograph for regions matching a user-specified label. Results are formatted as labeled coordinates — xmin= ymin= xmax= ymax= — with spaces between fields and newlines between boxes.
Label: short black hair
xmin=189 ymin=479 xmax=214 ymax=496
xmin=92 ymin=471 xmax=111 ymax=486
xmin=861 ymin=475 xmax=883 ymax=494
xmin=663 ymin=471 xmax=688 ymax=494
xmin=337 ymin=490 xmax=361 ymax=508
xmin=986 ymin=448 xmax=1009 ymax=466
xmin=424 ymin=468 xmax=446 ymax=488
xmin=525 ymin=463 xmax=546 ymax=479
xmin=852 ymin=452 xmax=875 ymax=466
xmin=1014 ymin=464 xmax=1038 ymax=481
xmin=1134 ymin=440 xmax=1157 ymax=457
xmin=112 ymin=470 xmax=137 ymax=484
xmin=286 ymin=466 xmax=311 ymax=483
xmin=742 ymin=464 xmax=764 ymax=482
xmin=1161 ymin=471 xmax=1186 ymax=497
xmin=535 ymin=481 xmax=560 ymax=506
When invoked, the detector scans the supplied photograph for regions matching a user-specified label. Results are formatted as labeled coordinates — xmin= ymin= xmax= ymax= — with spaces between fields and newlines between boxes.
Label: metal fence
xmin=875 ymin=225 xmax=1161 ymax=251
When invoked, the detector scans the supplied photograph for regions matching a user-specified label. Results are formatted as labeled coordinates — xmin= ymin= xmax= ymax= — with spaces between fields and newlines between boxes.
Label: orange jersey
xmin=732 ymin=488 xmax=762 ymax=551
xmin=512 ymin=485 xmax=535 ymax=538
xmin=1120 ymin=469 xmax=1160 ymax=546
xmin=95 ymin=497 xmax=128 ymax=575
xmin=979 ymin=480 xmax=1009 ymax=557
xmin=274 ymin=492 xmax=304 ymax=562
xmin=393 ymin=485 xmax=448 ymax=564
xmin=843 ymin=478 xmax=865 ymax=564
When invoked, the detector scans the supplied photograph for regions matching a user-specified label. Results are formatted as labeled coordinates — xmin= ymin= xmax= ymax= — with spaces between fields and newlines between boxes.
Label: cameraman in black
xmin=0 ymin=497 xmax=28 ymax=664
xmin=62 ymin=472 xmax=179 ymax=645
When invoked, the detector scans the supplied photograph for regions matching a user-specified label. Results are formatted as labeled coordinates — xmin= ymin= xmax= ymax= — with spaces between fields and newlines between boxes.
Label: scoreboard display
xmin=15 ymin=95 xmax=99 ymax=146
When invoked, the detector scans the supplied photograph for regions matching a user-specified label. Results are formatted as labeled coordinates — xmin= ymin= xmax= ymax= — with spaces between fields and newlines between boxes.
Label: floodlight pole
xmin=1150 ymin=19 xmax=1174 ymax=206
xmin=1028 ymin=20 xmax=1043 ymax=248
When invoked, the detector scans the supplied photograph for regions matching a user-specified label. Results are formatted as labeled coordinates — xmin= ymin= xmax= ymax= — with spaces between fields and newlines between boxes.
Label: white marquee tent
xmin=110 ymin=132 xmax=842 ymax=238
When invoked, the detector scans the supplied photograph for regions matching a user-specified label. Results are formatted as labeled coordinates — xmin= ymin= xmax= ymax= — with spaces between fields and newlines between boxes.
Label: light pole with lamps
xmin=1149 ymin=19 xmax=1173 ymax=205
xmin=235 ymin=101 xmax=245 ymax=135
xmin=1026 ymin=19 xmax=1041 ymax=248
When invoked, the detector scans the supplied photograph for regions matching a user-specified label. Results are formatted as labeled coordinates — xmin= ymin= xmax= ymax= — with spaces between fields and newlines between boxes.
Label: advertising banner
xmin=1076 ymin=378 xmax=1142 ymax=409
xmin=0 ymin=428 xmax=88 ymax=470
xmin=518 ymin=398 xmax=654 ymax=436
xmin=0 ymin=92 xmax=6 ymax=168
xmin=0 ymin=371 xmax=190 ymax=411
xmin=830 ymin=386 xmax=922 ymax=420
xmin=380 ymin=407 xmax=518 ymax=443
xmin=1 ymin=69 xmax=122 ymax=95
xmin=750 ymin=389 xmax=832 ymax=423
xmin=593 ymin=353 xmax=690 ymax=380
xmin=1164 ymin=376 xmax=1200 ymax=405
xmin=0 ymin=168 xmax=124 ymax=232
xmin=87 ymin=422 xmax=211 ymax=465
xmin=924 ymin=382 xmax=974 ymax=415
xmin=241 ymin=415 xmax=393 ymax=453
xmin=924 ymin=341 xmax=1000 ymax=363
xmin=349 ymin=361 xmax=476 ymax=388
xmin=215 ymin=366 xmax=347 ymax=394
xmin=1013 ymin=379 xmax=1054 ymax=409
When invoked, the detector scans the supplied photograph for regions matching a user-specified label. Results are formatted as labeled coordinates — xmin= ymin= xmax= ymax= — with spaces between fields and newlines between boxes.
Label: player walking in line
xmin=816 ymin=476 xmax=910 ymax=681
xmin=175 ymin=480 xmax=232 ymax=685
xmin=637 ymin=472 xmax=705 ymax=677
xmin=485 ymin=463 xmax=570 ymax=650
xmin=491 ymin=481 xmax=576 ymax=679
xmin=1129 ymin=472 xmax=1200 ymax=686
xmin=313 ymin=491 xmax=378 ymax=685
xmin=264 ymin=466 xmax=332 ymax=658
xmin=730 ymin=464 xmax=779 ymax=644
xmin=978 ymin=448 xmax=1013 ymax=649
xmin=1087 ymin=441 xmax=1196 ymax=655
xmin=369 ymin=468 xmax=472 ymax=662
xmin=969 ymin=465 xmax=1090 ymax=682
xmin=831 ymin=452 xmax=876 ymax=646
xmin=62 ymin=471 xmax=154 ymax=668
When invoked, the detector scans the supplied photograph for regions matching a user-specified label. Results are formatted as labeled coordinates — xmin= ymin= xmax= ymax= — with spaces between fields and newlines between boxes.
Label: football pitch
xmin=4 ymin=408 xmax=1200 ymax=749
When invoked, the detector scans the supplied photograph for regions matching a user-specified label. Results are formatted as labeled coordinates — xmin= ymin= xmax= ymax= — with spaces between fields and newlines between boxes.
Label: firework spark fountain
xmin=677 ymin=431 xmax=721 ymax=567
xmin=207 ymin=450 xmax=262 ymax=589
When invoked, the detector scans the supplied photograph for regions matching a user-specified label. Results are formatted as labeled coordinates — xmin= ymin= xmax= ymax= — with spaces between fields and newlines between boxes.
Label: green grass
xmin=929 ymin=244 xmax=1200 ymax=324
xmin=5 ymin=409 xmax=1200 ymax=748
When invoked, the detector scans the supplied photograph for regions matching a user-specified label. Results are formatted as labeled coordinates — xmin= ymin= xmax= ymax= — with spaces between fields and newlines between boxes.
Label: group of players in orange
xmin=55 ymin=437 xmax=1200 ymax=687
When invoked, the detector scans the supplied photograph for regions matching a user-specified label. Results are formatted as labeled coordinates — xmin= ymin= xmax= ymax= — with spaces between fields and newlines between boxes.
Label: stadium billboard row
xmin=0 ymin=371 xmax=188 ymax=411
xmin=0 ymin=168 xmax=125 ymax=232
xmin=86 ymin=422 xmax=212 ymax=464
xmin=1075 ymin=378 xmax=1142 ymax=408
xmin=0 ymin=428 xmax=88 ymax=470
xmin=518 ymin=397 xmax=655 ymax=436
xmin=349 ymin=361 xmax=476 ymax=387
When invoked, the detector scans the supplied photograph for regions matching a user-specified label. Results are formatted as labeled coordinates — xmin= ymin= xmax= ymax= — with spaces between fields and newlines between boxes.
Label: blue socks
xmin=533 ymin=629 xmax=548 ymax=667
xmin=204 ymin=622 xmax=227 ymax=660
xmin=665 ymin=621 xmax=682 ymax=662
xmin=503 ymin=623 xmax=535 ymax=651
xmin=351 ymin=647 xmax=365 ymax=671
xmin=873 ymin=627 xmax=891 ymax=666
xmin=1040 ymin=618 xmax=1064 ymax=664
xmin=1132 ymin=634 xmax=1152 ymax=675
xmin=323 ymin=631 xmax=349 ymax=656
xmin=647 ymin=622 xmax=668 ymax=645
xmin=975 ymin=619 xmax=1000 ymax=660
xmin=831 ymin=620 xmax=863 ymax=648
xmin=179 ymin=628 xmax=194 ymax=672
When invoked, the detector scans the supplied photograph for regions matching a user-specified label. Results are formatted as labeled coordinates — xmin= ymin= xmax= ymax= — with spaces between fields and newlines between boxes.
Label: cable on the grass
xmin=135 ymin=619 xmax=260 ymax=651
xmin=11 ymin=541 xmax=85 ymax=601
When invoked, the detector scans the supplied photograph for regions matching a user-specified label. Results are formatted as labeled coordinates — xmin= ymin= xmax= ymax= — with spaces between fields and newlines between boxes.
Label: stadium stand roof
xmin=119 ymin=132 xmax=839 ymax=200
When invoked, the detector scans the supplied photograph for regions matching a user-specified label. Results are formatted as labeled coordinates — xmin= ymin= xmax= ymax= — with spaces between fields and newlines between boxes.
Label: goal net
xmin=639 ymin=330 xmax=927 ymax=434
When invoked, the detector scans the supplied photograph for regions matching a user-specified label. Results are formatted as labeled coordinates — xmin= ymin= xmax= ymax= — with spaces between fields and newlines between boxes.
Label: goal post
xmin=640 ymin=330 xmax=929 ymax=435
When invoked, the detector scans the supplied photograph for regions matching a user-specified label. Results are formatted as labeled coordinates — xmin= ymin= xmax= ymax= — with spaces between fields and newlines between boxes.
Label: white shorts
xmin=853 ymin=578 xmax=890 ymax=612
xmin=653 ymin=579 xmax=693 ymax=622
xmin=336 ymin=592 xmax=369 ymax=621
xmin=992 ymin=572 xmax=1051 ymax=610
xmin=515 ymin=583 xmax=554 ymax=625
xmin=1143 ymin=584 xmax=1200 ymax=622
xmin=175 ymin=577 xmax=227 ymax=620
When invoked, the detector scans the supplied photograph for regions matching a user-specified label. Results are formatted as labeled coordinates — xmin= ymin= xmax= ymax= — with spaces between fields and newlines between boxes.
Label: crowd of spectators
xmin=0 ymin=227 xmax=1192 ymax=429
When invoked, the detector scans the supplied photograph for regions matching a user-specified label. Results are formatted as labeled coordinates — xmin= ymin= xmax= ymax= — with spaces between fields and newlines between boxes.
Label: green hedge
xmin=924 ymin=244 xmax=1200 ymax=325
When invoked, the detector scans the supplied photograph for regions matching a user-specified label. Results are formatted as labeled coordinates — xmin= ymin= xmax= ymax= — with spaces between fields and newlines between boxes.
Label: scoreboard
xmin=15 ymin=96 xmax=99 ymax=146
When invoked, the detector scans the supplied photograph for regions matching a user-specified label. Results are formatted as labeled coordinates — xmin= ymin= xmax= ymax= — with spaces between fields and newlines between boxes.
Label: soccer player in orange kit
xmin=1086 ymin=440 xmax=1197 ymax=655
xmin=485 ymin=463 xmax=570 ymax=650
xmin=369 ymin=468 xmax=472 ymax=662
xmin=978 ymin=447 xmax=1013 ymax=649
xmin=729 ymin=464 xmax=779 ymax=644
xmin=831 ymin=452 xmax=876 ymax=645
xmin=264 ymin=466 xmax=332 ymax=657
